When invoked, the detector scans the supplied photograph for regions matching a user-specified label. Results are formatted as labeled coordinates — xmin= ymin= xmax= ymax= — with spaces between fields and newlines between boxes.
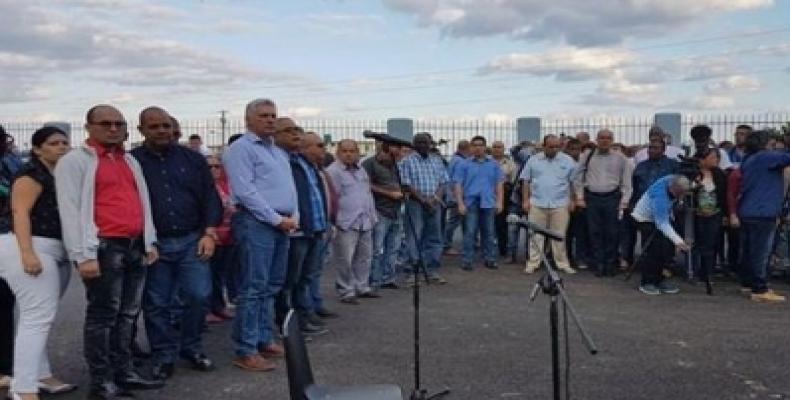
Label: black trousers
xmin=585 ymin=191 xmax=621 ymax=274
xmin=84 ymin=238 xmax=147 ymax=385
xmin=637 ymin=223 xmax=674 ymax=285
xmin=0 ymin=278 xmax=13 ymax=376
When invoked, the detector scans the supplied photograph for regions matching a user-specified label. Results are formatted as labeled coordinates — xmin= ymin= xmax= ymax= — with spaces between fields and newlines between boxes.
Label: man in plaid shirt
xmin=399 ymin=133 xmax=450 ymax=283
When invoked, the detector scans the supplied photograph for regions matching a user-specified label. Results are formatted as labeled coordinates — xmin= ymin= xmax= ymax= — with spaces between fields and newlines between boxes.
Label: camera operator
xmin=631 ymin=175 xmax=692 ymax=295
xmin=689 ymin=125 xmax=733 ymax=170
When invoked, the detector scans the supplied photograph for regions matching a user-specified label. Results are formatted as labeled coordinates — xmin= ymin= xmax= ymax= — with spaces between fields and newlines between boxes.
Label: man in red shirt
xmin=55 ymin=105 xmax=162 ymax=400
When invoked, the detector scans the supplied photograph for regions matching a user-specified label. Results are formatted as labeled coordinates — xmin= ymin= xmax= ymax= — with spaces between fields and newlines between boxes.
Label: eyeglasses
xmin=145 ymin=123 xmax=172 ymax=130
xmin=91 ymin=120 xmax=127 ymax=129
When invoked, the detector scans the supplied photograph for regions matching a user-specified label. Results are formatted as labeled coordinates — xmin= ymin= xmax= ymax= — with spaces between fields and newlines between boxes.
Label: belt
xmin=99 ymin=236 xmax=144 ymax=249
xmin=584 ymin=189 xmax=621 ymax=197
xmin=237 ymin=205 xmax=292 ymax=219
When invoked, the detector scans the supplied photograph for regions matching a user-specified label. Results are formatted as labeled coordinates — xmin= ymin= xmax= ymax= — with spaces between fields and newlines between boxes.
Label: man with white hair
xmin=223 ymin=98 xmax=298 ymax=372
xmin=631 ymin=174 xmax=692 ymax=295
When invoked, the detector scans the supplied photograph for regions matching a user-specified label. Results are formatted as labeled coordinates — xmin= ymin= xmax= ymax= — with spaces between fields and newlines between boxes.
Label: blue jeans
xmin=462 ymin=204 xmax=496 ymax=265
xmin=210 ymin=244 xmax=238 ymax=313
xmin=567 ymin=209 xmax=590 ymax=266
xmin=443 ymin=205 xmax=464 ymax=249
xmin=231 ymin=212 xmax=289 ymax=357
xmin=370 ymin=212 xmax=403 ymax=286
xmin=740 ymin=217 xmax=776 ymax=294
xmin=693 ymin=214 xmax=722 ymax=283
xmin=308 ymin=235 xmax=330 ymax=312
xmin=275 ymin=235 xmax=324 ymax=324
xmin=295 ymin=234 xmax=326 ymax=315
xmin=143 ymin=232 xmax=211 ymax=364
xmin=404 ymin=200 xmax=443 ymax=274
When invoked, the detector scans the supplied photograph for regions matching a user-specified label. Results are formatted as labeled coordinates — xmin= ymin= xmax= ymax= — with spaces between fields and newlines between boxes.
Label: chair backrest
xmin=283 ymin=310 xmax=315 ymax=400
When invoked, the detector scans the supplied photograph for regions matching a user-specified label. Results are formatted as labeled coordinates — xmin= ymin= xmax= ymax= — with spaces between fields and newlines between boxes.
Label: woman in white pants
xmin=0 ymin=127 xmax=75 ymax=400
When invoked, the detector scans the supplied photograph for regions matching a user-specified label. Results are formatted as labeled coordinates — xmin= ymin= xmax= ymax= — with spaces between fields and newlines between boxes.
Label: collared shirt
xmin=325 ymin=161 xmax=377 ymax=231
xmin=738 ymin=150 xmax=790 ymax=219
xmin=519 ymin=152 xmax=576 ymax=208
xmin=453 ymin=156 xmax=504 ymax=209
xmin=89 ymin=140 xmax=145 ymax=238
xmin=296 ymin=155 xmax=327 ymax=233
xmin=445 ymin=153 xmax=466 ymax=203
xmin=631 ymin=175 xmax=683 ymax=245
xmin=398 ymin=152 xmax=449 ymax=199
xmin=573 ymin=149 xmax=633 ymax=208
xmin=361 ymin=155 xmax=402 ymax=219
xmin=631 ymin=156 xmax=679 ymax=207
xmin=131 ymin=143 xmax=222 ymax=238
xmin=223 ymin=132 xmax=298 ymax=227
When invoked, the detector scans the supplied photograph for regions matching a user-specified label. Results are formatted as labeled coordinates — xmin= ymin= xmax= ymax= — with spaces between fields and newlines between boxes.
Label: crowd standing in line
xmin=0 ymin=101 xmax=789 ymax=400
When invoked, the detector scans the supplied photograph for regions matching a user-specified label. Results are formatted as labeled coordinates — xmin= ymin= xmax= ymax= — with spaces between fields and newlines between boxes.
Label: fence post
xmin=517 ymin=117 xmax=541 ymax=143
xmin=387 ymin=118 xmax=414 ymax=142
xmin=654 ymin=113 xmax=681 ymax=146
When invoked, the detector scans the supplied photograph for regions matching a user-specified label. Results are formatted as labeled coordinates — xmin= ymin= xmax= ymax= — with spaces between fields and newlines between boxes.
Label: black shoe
xmin=380 ymin=282 xmax=400 ymax=290
xmin=115 ymin=372 xmax=165 ymax=391
xmin=340 ymin=296 xmax=359 ymax=305
xmin=300 ymin=321 xmax=329 ymax=335
xmin=304 ymin=312 xmax=326 ymax=327
xmin=316 ymin=307 xmax=339 ymax=318
xmin=181 ymin=353 xmax=215 ymax=372
xmin=484 ymin=261 xmax=499 ymax=270
xmin=358 ymin=291 xmax=381 ymax=299
xmin=150 ymin=362 xmax=175 ymax=381
xmin=89 ymin=382 xmax=135 ymax=400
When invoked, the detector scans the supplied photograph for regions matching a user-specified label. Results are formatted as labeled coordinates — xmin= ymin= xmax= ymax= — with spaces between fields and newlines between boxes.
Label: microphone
xmin=506 ymin=214 xmax=565 ymax=242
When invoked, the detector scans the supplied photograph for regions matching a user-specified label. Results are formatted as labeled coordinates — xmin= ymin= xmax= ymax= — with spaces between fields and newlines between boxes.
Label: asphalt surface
xmin=5 ymin=256 xmax=790 ymax=400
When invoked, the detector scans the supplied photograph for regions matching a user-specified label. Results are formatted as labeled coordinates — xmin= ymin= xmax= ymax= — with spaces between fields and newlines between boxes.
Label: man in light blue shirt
xmin=520 ymin=135 xmax=577 ymax=274
xmin=222 ymin=98 xmax=297 ymax=372
xmin=443 ymin=140 xmax=470 ymax=254
xmin=454 ymin=135 xmax=504 ymax=270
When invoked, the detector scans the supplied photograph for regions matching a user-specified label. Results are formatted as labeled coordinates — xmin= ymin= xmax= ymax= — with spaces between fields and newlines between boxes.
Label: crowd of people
xmin=0 ymin=99 xmax=789 ymax=400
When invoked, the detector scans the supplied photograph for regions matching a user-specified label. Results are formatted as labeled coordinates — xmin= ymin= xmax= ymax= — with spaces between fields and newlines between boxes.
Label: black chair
xmin=282 ymin=310 xmax=403 ymax=400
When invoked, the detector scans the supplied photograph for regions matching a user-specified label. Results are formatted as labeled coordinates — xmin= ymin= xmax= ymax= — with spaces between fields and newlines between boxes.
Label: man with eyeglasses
xmin=130 ymin=107 xmax=222 ymax=380
xmin=223 ymin=98 xmax=299 ymax=372
xmin=55 ymin=105 xmax=163 ymax=399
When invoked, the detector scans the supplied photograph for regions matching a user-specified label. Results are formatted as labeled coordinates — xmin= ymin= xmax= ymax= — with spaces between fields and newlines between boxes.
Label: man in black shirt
xmin=131 ymin=107 xmax=222 ymax=380
xmin=363 ymin=140 xmax=405 ymax=289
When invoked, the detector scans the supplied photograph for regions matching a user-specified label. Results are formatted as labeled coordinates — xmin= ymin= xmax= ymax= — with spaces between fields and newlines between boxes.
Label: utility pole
xmin=218 ymin=110 xmax=228 ymax=144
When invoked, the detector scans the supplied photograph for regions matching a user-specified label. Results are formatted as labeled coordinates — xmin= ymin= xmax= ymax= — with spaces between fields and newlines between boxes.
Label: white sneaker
xmin=524 ymin=266 xmax=538 ymax=274
xmin=559 ymin=266 xmax=577 ymax=274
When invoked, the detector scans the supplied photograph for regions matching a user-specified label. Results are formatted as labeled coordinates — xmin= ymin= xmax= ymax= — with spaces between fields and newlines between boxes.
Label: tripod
xmin=525 ymin=227 xmax=598 ymax=400
xmin=402 ymin=199 xmax=451 ymax=400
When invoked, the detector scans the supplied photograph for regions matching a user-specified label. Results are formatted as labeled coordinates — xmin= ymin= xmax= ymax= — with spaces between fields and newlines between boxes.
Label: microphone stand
xmin=524 ymin=226 xmax=598 ymax=400
xmin=402 ymin=194 xmax=451 ymax=400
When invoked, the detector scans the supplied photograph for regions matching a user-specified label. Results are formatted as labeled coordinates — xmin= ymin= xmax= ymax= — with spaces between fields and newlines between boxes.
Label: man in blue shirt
xmin=738 ymin=130 xmax=790 ymax=303
xmin=132 ymin=106 xmax=222 ymax=379
xmin=623 ymin=139 xmax=679 ymax=267
xmin=520 ymin=135 xmax=577 ymax=274
xmin=631 ymin=174 xmax=691 ymax=295
xmin=454 ymin=135 xmax=504 ymax=270
xmin=223 ymin=98 xmax=299 ymax=372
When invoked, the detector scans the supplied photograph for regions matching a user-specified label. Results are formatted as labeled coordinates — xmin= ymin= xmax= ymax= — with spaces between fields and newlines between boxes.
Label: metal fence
xmin=2 ymin=113 xmax=789 ymax=153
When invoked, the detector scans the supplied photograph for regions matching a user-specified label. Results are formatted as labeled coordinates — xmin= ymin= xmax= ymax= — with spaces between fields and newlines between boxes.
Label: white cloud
xmin=286 ymin=107 xmax=324 ymax=118
xmin=304 ymin=13 xmax=385 ymax=36
xmin=384 ymin=0 xmax=774 ymax=46
xmin=483 ymin=113 xmax=511 ymax=122
xmin=704 ymin=75 xmax=761 ymax=94
xmin=675 ymin=95 xmax=736 ymax=110
xmin=480 ymin=47 xmax=634 ymax=81
xmin=213 ymin=19 xmax=260 ymax=34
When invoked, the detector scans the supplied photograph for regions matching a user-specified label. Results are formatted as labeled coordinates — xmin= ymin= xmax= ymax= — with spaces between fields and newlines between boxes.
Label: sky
xmin=2 ymin=0 xmax=790 ymax=123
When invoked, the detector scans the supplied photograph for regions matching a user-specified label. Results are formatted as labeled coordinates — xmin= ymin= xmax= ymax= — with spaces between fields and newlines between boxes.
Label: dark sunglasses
xmin=146 ymin=123 xmax=172 ymax=130
xmin=91 ymin=120 xmax=127 ymax=129
xmin=208 ymin=164 xmax=222 ymax=169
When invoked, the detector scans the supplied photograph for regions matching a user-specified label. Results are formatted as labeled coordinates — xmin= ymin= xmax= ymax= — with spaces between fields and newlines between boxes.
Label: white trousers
xmin=526 ymin=207 xmax=571 ymax=270
xmin=0 ymin=234 xmax=70 ymax=394
xmin=331 ymin=229 xmax=373 ymax=298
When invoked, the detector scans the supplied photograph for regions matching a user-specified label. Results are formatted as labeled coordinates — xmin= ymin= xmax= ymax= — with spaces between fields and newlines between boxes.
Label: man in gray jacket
xmin=55 ymin=105 xmax=162 ymax=400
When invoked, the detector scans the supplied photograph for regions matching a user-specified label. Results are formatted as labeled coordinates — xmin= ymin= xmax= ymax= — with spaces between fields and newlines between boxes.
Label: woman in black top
xmin=694 ymin=147 xmax=728 ymax=285
xmin=0 ymin=127 xmax=75 ymax=400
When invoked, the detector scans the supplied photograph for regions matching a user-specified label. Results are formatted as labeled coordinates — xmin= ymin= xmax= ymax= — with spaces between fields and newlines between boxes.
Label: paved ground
xmin=5 ymin=256 xmax=790 ymax=400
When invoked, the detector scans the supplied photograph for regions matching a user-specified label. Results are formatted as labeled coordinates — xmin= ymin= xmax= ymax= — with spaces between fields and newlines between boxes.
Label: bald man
xmin=55 ymin=105 xmax=163 ymax=398
xmin=131 ymin=106 xmax=222 ymax=379
xmin=325 ymin=139 xmax=379 ymax=303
